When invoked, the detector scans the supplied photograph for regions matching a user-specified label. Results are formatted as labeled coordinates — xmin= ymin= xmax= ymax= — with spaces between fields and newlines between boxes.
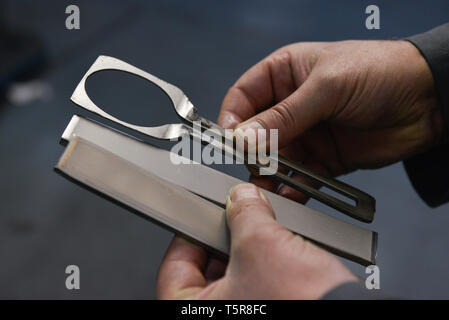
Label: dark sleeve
xmin=323 ymin=27 xmax=449 ymax=301
xmin=321 ymin=281 xmax=394 ymax=300
xmin=403 ymin=23 xmax=449 ymax=207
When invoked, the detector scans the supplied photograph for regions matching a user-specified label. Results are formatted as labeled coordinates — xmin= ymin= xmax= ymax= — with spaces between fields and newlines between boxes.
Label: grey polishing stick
xmin=57 ymin=115 xmax=377 ymax=265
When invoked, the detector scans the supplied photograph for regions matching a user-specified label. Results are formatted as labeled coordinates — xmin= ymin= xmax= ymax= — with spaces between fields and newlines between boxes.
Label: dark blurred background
xmin=0 ymin=0 xmax=448 ymax=299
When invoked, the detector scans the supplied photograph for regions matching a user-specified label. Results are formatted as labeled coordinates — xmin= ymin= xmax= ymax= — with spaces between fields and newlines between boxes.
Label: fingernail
xmin=233 ymin=121 xmax=265 ymax=153
xmin=229 ymin=183 xmax=261 ymax=202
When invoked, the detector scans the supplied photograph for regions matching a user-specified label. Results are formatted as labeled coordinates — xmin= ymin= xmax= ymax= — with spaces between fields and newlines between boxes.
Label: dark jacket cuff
xmin=403 ymin=145 xmax=449 ymax=207
xmin=403 ymin=24 xmax=449 ymax=207
xmin=407 ymin=23 xmax=449 ymax=141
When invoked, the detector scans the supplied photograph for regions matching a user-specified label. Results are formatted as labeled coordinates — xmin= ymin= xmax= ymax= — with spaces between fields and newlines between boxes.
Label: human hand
xmin=218 ymin=40 xmax=442 ymax=201
xmin=157 ymin=183 xmax=357 ymax=300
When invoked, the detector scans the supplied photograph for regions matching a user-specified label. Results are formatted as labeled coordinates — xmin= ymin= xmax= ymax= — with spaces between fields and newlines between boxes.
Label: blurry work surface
xmin=0 ymin=0 xmax=449 ymax=298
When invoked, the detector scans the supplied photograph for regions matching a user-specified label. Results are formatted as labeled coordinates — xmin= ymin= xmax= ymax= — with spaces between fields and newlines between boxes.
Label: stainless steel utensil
xmin=70 ymin=55 xmax=376 ymax=222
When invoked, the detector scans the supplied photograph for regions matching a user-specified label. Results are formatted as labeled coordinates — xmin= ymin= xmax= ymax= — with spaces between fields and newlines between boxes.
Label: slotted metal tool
xmin=70 ymin=55 xmax=375 ymax=223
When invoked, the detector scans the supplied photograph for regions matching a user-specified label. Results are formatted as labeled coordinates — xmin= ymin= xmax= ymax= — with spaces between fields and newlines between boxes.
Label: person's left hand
xmin=157 ymin=183 xmax=357 ymax=299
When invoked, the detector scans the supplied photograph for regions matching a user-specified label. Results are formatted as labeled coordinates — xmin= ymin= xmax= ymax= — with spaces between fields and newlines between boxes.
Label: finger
xmin=270 ymin=51 xmax=298 ymax=102
xmin=226 ymin=183 xmax=280 ymax=249
xmin=218 ymin=50 xmax=297 ymax=129
xmin=249 ymin=174 xmax=278 ymax=193
xmin=234 ymin=73 xmax=334 ymax=150
xmin=203 ymin=257 xmax=227 ymax=283
xmin=274 ymin=135 xmax=333 ymax=204
xmin=248 ymin=161 xmax=288 ymax=194
xmin=157 ymin=236 xmax=207 ymax=299
xmin=248 ymin=140 xmax=308 ymax=195
xmin=277 ymin=161 xmax=331 ymax=204
xmin=299 ymin=123 xmax=348 ymax=176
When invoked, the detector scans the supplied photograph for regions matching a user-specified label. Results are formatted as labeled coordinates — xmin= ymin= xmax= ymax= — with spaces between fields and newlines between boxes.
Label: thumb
xmin=234 ymin=75 xmax=332 ymax=150
xmin=225 ymin=183 xmax=279 ymax=249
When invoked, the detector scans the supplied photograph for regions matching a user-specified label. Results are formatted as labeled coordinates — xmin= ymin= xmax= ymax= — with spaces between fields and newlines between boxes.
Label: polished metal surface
xmin=59 ymin=115 xmax=377 ymax=265
xmin=70 ymin=55 xmax=193 ymax=140
xmin=70 ymin=55 xmax=376 ymax=223
xmin=56 ymin=137 xmax=230 ymax=257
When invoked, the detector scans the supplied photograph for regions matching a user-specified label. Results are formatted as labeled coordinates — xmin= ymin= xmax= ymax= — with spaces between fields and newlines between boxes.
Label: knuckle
xmin=314 ymin=70 xmax=350 ymax=104
xmin=264 ymin=54 xmax=276 ymax=68
xmin=315 ymin=62 xmax=355 ymax=92
xmin=269 ymin=49 xmax=292 ymax=65
xmin=227 ymin=85 xmax=242 ymax=99
xmin=316 ymin=69 xmax=342 ymax=87
xmin=271 ymin=100 xmax=297 ymax=129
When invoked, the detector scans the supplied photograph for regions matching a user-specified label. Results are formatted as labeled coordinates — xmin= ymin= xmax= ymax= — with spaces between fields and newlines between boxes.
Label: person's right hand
xmin=218 ymin=40 xmax=443 ymax=201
